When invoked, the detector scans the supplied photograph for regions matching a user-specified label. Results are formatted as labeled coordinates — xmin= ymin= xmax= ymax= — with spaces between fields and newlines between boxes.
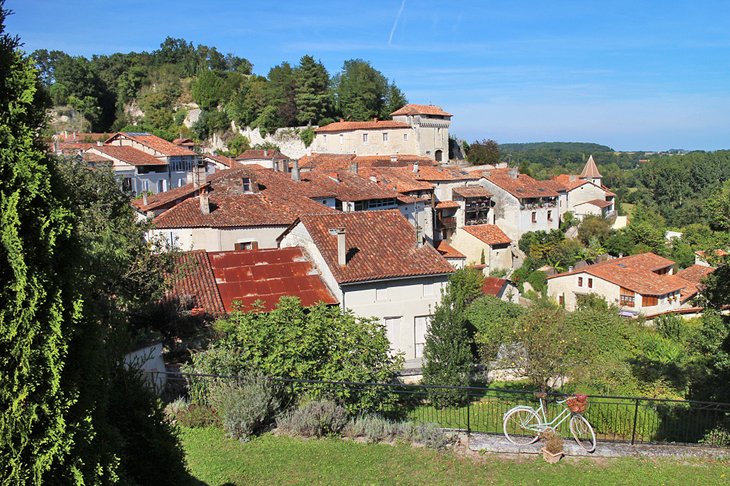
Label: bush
xmin=526 ymin=270 xmax=547 ymax=294
xmin=342 ymin=415 xmax=454 ymax=449
xmin=276 ymin=400 xmax=349 ymax=437
xmin=164 ymin=398 xmax=219 ymax=428
xmin=699 ymin=426 xmax=730 ymax=447
xmin=208 ymin=376 xmax=281 ymax=441
xmin=299 ymin=126 xmax=315 ymax=147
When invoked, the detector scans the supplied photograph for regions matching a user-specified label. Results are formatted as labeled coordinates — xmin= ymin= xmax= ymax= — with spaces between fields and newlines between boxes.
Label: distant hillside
xmin=499 ymin=142 xmax=614 ymax=153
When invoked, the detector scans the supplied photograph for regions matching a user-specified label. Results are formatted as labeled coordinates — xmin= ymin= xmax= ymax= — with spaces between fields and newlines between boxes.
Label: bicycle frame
xmin=522 ymin=397 xmax=573 ymax=433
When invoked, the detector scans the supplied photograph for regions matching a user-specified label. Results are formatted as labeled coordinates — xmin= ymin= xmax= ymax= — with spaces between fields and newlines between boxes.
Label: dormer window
xmin=242 ymin=177 xmax=252 ymax=193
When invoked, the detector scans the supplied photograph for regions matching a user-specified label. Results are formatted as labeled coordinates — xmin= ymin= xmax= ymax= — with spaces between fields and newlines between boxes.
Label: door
xmin=383 ymin=316 xmax=401 ymax=353
xmin=414 ymin=316 xmax=431 ymax=359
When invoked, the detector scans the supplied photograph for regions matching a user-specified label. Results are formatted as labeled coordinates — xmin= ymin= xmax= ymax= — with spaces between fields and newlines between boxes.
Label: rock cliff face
xmin=229 ymin=123 xmax=311 ymax=159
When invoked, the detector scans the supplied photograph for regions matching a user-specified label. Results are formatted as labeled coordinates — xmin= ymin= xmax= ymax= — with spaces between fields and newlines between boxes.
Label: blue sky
xmin=7 ymin=1 xmax=730 ymax=151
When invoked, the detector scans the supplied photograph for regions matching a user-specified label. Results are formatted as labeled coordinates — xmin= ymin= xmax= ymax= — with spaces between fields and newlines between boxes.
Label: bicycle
xmin=503 ymin=393 xmax=596 ymax=452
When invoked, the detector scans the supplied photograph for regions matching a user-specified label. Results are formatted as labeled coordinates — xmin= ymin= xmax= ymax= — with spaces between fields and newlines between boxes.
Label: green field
xmin=181 ymin=427 xmax=729 ymax=485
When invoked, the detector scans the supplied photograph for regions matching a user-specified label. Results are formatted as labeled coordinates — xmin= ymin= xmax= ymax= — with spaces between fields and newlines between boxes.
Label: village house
xmin=235 ymin=149 xmax=291 ymax=171
xmin=202 ymin=153 xmax=239 ymax=171
xmin=478 ymin=167 xmax=560 ymax=241
xmin=435 ymin=241 xmax=467 ymax=269
xmin=311 ymin=104 xmax=452 ymax=162
xmin=547 ymin=253 xmax=708 ymax=315
xmin=550 ymin=156 xmax=615 ymax=220
xmin=278 ymin=210 xmax=454 ymax=359
xmin=448 ymin=224 xmax=513 ymax=270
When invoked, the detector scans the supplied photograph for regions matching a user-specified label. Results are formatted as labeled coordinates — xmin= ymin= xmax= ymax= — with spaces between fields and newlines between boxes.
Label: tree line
xmin=30 ymin=37 xmax=407 ymax=142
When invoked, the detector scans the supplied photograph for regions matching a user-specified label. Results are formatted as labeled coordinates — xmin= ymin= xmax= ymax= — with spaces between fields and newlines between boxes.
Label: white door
xmin=383 ymin=316 xmax=401 ymax=352
xmin=414 ymin=316 xmax=431 ymax=359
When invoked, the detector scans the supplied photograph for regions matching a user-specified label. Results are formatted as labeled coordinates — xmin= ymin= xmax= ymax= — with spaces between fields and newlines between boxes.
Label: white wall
xmin=124 ymin=342 xmax=166 ymax=393
xmin=312 ymin=127 xmax=418 ymax=156
xmin=149 ymin=226 xmax=287 ymax=252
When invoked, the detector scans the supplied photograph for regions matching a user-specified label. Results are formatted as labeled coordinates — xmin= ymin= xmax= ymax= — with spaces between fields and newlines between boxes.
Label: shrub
xmin=342 ymin=415 xmax=454 ymax=449
xmin=526 ymin=270 xmax=547 ymax=294
xmin=276 ymin=400 xmax=349 ymax=437
xmin=165 ymin=398 xmax=220 ymax=428
xmin=699 ymin=426 xmax=730 ymax=447
xmin=539 ymin=429 xmax=564 ymax=453
xmin=299 ymin=126 xmax=315 ymax=147
xmin=208 ymin=376 xmax=281 ymax=441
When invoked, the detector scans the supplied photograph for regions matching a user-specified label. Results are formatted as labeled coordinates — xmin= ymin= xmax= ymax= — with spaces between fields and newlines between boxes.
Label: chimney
xmin=97 ymin=141 xmax=102 ymax=146
xmin=292 ymin=159 xmax=301 ymax=181
xmin=412 ymin=162 xmax=419 ymax=173
xmin=142 ymin=192 xmax=148 ymax=207
xmin=192 ymin=165 xmax=206 ymax=189
xmin=199 ymin=187 xmax=210 ymax=215
xmin=329 ymin=228 xmax=347 ymax=267
xmin=350 ymin=161 xmax=358 ymax=174
xmin=373 ymin=117 xmax=378 ymax=122
xmin=264 ymin=149 xmax=268 ymax=157
xmin=509 ymin=167 xmax=518 ymax=179
xmin=569 ymin=175 xmax=577 ymax=182
xmin=390 ymin=155 xmax=398 ymax=163
xmin=339 ymin=118 xmax=344 ymax=122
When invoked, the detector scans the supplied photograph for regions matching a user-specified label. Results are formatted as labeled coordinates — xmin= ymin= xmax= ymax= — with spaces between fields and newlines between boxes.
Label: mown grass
xmin=181 ymin=427 xmax=729 ymax=485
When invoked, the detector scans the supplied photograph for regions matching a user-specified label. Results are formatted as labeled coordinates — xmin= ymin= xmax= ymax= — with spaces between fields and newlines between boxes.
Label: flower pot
xmin=541 ymin=447 xmax=563 ymax=464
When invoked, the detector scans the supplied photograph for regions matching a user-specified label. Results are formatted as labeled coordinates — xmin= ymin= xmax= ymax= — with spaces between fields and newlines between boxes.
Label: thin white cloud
xmin=388 ymin=0 xmax=407 ymax=46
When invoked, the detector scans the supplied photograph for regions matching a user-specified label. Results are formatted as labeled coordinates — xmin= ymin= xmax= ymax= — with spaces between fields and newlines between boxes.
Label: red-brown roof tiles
xmin=165 ymin=250 xmax=225 ymax=316
xmin=435 ymin=200 xmax=461 ymax=209
xmin=204 ymin=154 xmax=239 ymax=168
xmin=551 ymin=174 xmax=590 ymax=191
xmin=236 ymin=149 xmax=290 ymax=161
xmin=315 ymin=120 xmax=411 ymax=133
xmin=208 ymin=248 xmax=338 ymax=312
xmin=88 ymin=145 xmax=168 ymax=166
xmin=675 ymin=265 xmax=715 ymax=284
xmin=452 ymin=186 xmax=492 ymax=198
xmin=580 ymin=199 xmax=613 ymax=209
xmin=484 ymin=168 xmax=559 ymax=199
xmin=359 ymin=167 xmax=435 ymax=193
xmin=436 ymin=241 xmax=466 ymax=259
xmin=292 ymin=210 xmax=454 ymax=284
xmin=462 ymin=225 xmax=512 ymax=245
xmin=106 ymin=132 xmax=196 ymax=156
xmin=390 ymin=104 xmax=452 ymax=117
xmin=482 ymin=277 xmax=509 ymax=297
xmin=415 ymin=165 xmax=479 ymax=182
xmin=297 ymin=171 xmax=400 ymax=202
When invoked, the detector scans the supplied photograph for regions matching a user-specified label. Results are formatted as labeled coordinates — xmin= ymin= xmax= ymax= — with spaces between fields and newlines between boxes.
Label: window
xmin=423 ymin=282 xmax=435 ymax=297
xmin=376 ymin=287 xmax=388 ymax=301
xmin=339 ymin=134 xmax=343 ymax=145
xmin=362 ymin=133 xmax=368 ymax=143
xmin=234 ymin=241 xmax=258 ymax=251
xmin=323 ymin=134 xmax=327 ymax=143
xmin=558 ymin=294 xmax=565 ymax=307
xmin=588 ymin=278 xmax=593 ymax=289
xmin=620 ymin=287 xmax=635 ymax=308
xmin=383 ymin=132 xmax=389 ymax=142
xmin=414 ymin=316 xmax=431 ymax=359
xmin=404 ymin=133 xmax=408 ymax=141
xmin=642 ymin=295 xmax=658 ymax=307
xmin=383 ymin=316 xmax=401 ymax=351
xmin=242 ymin=177 xmax=252 ymax=193
xmin=157 ymin=179 xmax=165 ymax=193
xmin=578 ymin=277 xmax=583 ymax=287
xmin=548 ymin=210 xmax=553 ymax=222
xmin=122 ymin=177 xmax=132 ymax=192
xmin=531 ymin=211 xmax=537 ymax=223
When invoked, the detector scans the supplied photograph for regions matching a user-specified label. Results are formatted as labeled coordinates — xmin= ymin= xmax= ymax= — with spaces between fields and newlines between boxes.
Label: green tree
xmin=467 ymin=296 xmax=525 ymax=365
xmin=422 ymin=269 xmax=483 ymax=406
xmin=266 ymin=62 xmax=297 ymax=127
xmin=383 ymin=81 xmax=407 ymax=118
xmin=295 ymin=55 xmax=331 ymax=125
xmin=333 ymin=59 xmax=389 ymax=120
xmin=191 ymin=69 xmax=224 ymax=110
xmin=467 ymin=139 xmax=500 ymax=165
xmin=704 ymin=180 xmax=730 ymax=232
xmin=577 ymin=215 xmax=612 ymax=246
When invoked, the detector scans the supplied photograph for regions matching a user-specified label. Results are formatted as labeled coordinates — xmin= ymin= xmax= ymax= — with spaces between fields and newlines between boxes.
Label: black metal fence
xmin=151 ymin=371 xmax=730 ymax=447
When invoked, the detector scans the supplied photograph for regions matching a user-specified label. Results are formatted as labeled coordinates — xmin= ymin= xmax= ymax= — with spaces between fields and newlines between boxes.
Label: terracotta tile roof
xmin=482 ymin=277 xmax=508 ymax=297
xmin=484 ymin=168 xmax=559 ymax=199
xmin=452 ymin=186 xmax=492 ymax=198
xmin=359 ymin=167 xmax=435 ymax=193
xmin=435 ymin=200 xmax=460 ymax=209
xmin=56 ymin=132 xmax=111 ymax=142
xmin=354 ymin=154 xmax=435 ymax=165
xmin=165 ymin=250 xmax=225 ymax=316
xmin=602 ymin=185 xmax=616 ymax=197
xmin=236 ymin=149 xmax=290 ymax=161
xmin=106 ymin=132 xmax=196 ymax=157
xmin=552 ymin=174 xmax=590 ymax=191
xmin=548 ymin=253 xmax=683 ymax=296
xmin=293 ymin=210 xmax=454 ymax=284
xmin=88 ymin=145 xmax=167 ymax=166
xmin=315 ymin=120 xmax=411 ymax=133
xmin=436 ymin=241 xmax=466 ymax=259
xmin=580 ymin=155 xmax=602 ymax=179
xmin=152 ymin=191 xmax=334 ymax=229
xmin=462 ymin=225 xmax=512 ymax=245
xmin=298 ymin=153 xmax=435 ymax=172
xmin=132 ymin=182 xmax=203 ymax=213
xmin=390 ymin=104 xmax=452 ymax=117
xmin=675 ymin=265 xmax=715 ymax=284
xmin=297 ymin=171 xmax=400 ymax=201
xmin=415 ymin=165 xmax=479 ymax=182
xmin=208 ymin=248 xmax=338 ymax=312
xmin=204 ymin=154 xmax=239 ymax=168
xmin=579 ymin=199 xmax=613 ymax=209
xmin=173 ymin=138 xmax=195 ymax=146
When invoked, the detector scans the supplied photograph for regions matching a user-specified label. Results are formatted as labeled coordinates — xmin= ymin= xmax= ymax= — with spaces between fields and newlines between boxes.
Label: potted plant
xmin=540 ymin=429 xmax=564 ymax=464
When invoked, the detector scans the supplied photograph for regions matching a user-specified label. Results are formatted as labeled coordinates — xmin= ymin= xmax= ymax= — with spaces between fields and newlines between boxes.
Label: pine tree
xmin=295 ymin=55 xmax=331 ymax=125
xmin=0 ymin=5 xmax=81 ymax=481
xmin=421 ymin=268 xmax=484 ymax=407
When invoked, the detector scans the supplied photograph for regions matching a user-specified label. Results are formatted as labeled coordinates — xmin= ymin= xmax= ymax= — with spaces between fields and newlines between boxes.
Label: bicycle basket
xmin=566 ymin=394 xmax=588 ymax=414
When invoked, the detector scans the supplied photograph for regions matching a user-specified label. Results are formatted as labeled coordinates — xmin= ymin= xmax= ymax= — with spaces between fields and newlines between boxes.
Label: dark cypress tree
xmin=295 ymin=55 xmax=331 ymax=125
xmin=421 ymin=268 xmax=484 ymax=407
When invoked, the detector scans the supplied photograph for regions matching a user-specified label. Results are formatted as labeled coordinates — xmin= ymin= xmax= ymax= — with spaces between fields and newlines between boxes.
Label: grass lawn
xmin=181 ymin=427 xmax=729 ymax=485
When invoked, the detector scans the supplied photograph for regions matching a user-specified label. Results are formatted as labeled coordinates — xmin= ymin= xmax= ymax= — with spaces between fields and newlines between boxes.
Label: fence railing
xmin=149 ymin=371 xmax=730 ymax=447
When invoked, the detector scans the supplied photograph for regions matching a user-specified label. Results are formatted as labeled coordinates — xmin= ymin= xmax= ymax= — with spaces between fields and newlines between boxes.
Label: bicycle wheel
xmin=570 ymin=414 xmax=596 ymax=452
xmin=503 ymin=408 xmax=540 ymax=445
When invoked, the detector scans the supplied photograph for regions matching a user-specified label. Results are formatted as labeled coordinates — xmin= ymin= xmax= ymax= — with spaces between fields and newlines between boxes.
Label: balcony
xmin=438 ymin=217 xmax=457 ymax=229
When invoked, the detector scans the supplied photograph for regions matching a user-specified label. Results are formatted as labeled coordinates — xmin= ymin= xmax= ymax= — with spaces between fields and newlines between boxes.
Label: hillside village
xmin=52 ymin=103 xmax=718 ymax=363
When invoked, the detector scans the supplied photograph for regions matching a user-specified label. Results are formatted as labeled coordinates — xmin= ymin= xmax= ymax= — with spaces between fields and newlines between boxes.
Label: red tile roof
xmin=580 ymin=155 xmax=602 ymax=179
xmin=551 ymin=174 xmax=590 ymax=191
xmin=462 ymin=225 xmax=512 ymax=245
xmin=291 ymin=210 xmax=454 ymax=284
xmin=88 ymin=145 xmax=168 ymax=166
xmin=152 ymin=191 xmax=334 ymax=229
xmin=436 ymin=241 xmax=466 ymax=259
xmin=390 ymin=104 xmax=452 ymax=117
xmin=315 ymin=120 xmax=411 ymax=133
xmin=675 ymin=265 xmax=715 ymax=284
xmin=106 ymin=132 xmax=196 ymax=156
xmin=435 ymin=200 xmax=460 ymax=209
xmin=236 ymin=149 xmax=290 ymax=161
xmin=580 ymin=199 xmax=613 ymax=209
xmin=298 ymin=153 xmax=435 ymax=172
xmin=208 ymin=248 xmax=338 ymax=312
xmin=548 ymin=253 xmax=683 ymax=296
xmin=452 ymin=186 xmax=492 ymax=198
xmin=359 ymin=167 xmax=435 ymax=193
xmin=482 ymin=277 xmax=509 ymax=297
xmin=415 ymin=165 xmax=479 ymax=182
xmin=165 ymin=250 xmax=225 ymax=316
xmin=297 ymin=171 xmax=400 ymax=201
xmin=484 ymin=168 xmax=559 ymax=199
xmin=204 ymin=154 xmax=239 ymax=168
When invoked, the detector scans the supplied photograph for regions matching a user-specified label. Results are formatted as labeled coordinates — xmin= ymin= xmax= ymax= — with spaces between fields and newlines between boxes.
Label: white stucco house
xmin=449 ymin=224 xmax=514 ymax=271
xmin=547 ymin=252 xmax=704 ymax=315
xmin=550 ymin=156 xmax=616 ymax=220
xmin=278 ymin=210 xmax=455 ymax=360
